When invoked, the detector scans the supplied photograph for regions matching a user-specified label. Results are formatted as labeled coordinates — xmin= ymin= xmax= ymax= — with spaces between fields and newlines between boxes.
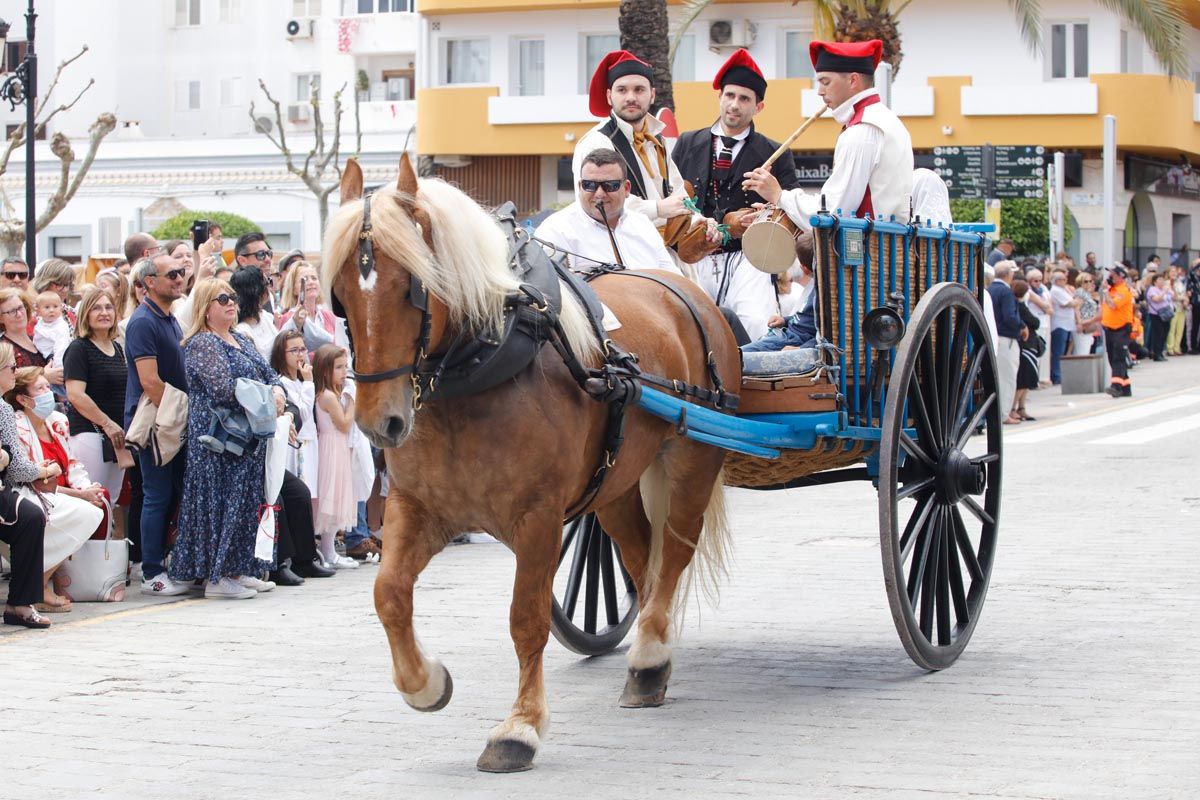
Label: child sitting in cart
xmin=742 ymin=233 xmax=817 ymax=353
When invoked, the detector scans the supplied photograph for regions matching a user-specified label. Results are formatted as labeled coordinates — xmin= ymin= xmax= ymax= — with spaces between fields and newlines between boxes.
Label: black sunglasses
xmin=2 ymin=270 xmax=28 ymax=280
xmin=213 ymin=293 xmax=236 ymax=306
xmin=580 ymin=179 xmax=623 ymax=193
xmin=241 ymin=250 xmax=274 ymax=261
xmin=153 ymin=268 xmax=186 ymax=281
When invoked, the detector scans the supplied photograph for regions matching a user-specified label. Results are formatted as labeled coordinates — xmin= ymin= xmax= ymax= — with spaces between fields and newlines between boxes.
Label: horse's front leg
xmin=374 ymin=494 xmax=453 ymax=712
xmin=476 ymin=509 xmax=560 ymax=773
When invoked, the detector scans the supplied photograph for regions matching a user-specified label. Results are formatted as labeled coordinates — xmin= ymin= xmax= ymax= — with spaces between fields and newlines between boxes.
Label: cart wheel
xmin=550 ymin=514 xmax=639 ymax=656
xmin=878 ymin=282 xmax=1002 ymax=671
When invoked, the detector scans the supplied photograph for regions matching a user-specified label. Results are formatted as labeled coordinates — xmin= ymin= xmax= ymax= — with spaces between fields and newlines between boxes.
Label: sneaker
xmin=204 ymin=577 xmax=257 ymax=599
xmin=141 ymin=573 xmax=192 ymax=597
xmin=332 ymin=555 xmax=360 ymax=570
xmin=236 ymin=575 xmax=276 ymax=593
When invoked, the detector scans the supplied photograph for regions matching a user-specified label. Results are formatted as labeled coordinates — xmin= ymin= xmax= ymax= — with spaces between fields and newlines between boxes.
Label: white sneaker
xmin=332 ymin=555 xmax=359 ymax=570
xmin=141 ymin=573 xmax=192 ymax=597
xmin=236 ymin=575 xmax=276 ymax=593
xmin=205 ymin=577 xmax=257 ymax=599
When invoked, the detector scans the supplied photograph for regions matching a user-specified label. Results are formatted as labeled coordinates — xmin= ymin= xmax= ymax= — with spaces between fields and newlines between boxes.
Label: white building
xmin=414 ymin=0 xmax=1200 ymax=264
xmin=0 ymin=0 xmax=418 ymax=260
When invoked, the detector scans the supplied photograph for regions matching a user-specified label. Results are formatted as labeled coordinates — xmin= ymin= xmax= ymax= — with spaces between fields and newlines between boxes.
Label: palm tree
xmin=618 ymin=0 xmax=676 ymax=111
xmin=665 ymin=0 xmax=1190 ymax=81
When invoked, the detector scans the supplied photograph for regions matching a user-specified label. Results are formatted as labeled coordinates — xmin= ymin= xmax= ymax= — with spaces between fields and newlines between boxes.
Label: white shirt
xmin=709 ymin=121 xmax=750 ymax=163
xmin=911 ymin=168 xmax=953 ymax=227
xmin=234 ymin=311 xmax=278 ymax=361
xmin=1050 ymin=284 xmax=1076 ymax=331
xmin=573 ymin=113 xmax=685 ymax=227
xmin=779 ymin=88 xmax=912 ymax=230
xmin=33 ymin=316 xmax=72 ymax=368
xmin=535 ymin=201 xmax=681 ymax=275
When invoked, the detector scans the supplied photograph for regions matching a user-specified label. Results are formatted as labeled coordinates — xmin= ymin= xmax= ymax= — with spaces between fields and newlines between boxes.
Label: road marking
xmin=1005 ymin=394 xmax=1200 ymax=444
xmin=1091 ymin=411 xmax=1200 ymax=445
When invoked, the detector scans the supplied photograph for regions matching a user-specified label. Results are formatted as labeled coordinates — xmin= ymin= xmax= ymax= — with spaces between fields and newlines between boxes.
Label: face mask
xmin=29 ymin=391 xmax=56 ymax=420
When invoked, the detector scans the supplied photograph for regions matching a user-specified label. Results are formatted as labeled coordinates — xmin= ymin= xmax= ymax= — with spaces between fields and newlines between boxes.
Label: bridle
xmin=334 ymin=192 xmax=434 ymax=408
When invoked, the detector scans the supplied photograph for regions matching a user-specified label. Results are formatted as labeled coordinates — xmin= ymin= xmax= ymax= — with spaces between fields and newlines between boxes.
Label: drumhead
xmin=742 ymin=216 xmax=799 ymax=274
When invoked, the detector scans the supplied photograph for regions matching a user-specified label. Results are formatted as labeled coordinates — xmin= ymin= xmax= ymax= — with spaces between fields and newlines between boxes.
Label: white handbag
xmin=58 ymin=497 xmax=130 ymax=602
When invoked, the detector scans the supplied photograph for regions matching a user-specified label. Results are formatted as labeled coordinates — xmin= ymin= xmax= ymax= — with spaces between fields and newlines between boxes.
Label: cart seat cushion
xmin=742 ymin=347 xmax=822 ymax=377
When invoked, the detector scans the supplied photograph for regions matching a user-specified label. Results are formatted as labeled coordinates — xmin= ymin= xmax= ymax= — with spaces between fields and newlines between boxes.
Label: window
xmin=355 ymin=0 xmax=411 ymax=11
xmin=175 ymin=0 xmax=201 ymax=26
xmin=50 ymin=236 xmax=83 ymax=263
xmin=443 ymin=39 xmax=489 ymax=85
xmin=174 ymin=80 xmax=201 ymax=112
xmin=219 ymin=0 xmax=241 ymax=23
xmin=782 ymin=30 xmax=814 ymax=78
xmin=295 ymin=73 xmax=321 ymax=102
xmin=6 ymin=123 xmax=45 ymax=141
xmin=220 ymin=77 xmax=243 ymax=107
xmin=581 ymin=33 xmax=619 ymax=92
xmin=1049 ymin=22 xmax=1088 ymax=79
xmin=293 ymin=0 xmax=322 ymax=16
xmin=3 ymin=40 xmax=27 ymax=74
xmin=672 ymin=35 xmax=695 ymax=82
xmin=513 ymin=39 xmax=545 ymax=96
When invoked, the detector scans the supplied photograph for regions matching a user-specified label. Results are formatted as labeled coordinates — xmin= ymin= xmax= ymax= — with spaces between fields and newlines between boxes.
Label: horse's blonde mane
xmin=322 ymin=179 xmax=599 ymax=365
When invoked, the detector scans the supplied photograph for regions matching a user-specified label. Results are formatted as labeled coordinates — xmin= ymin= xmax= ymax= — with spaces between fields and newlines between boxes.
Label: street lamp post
xmin=0 ymin=0 xmax=37 ymax=268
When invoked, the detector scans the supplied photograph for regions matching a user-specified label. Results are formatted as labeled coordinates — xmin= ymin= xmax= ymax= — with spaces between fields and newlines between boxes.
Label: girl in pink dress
xmin=312 ymin=345 xmax=358 ymax=570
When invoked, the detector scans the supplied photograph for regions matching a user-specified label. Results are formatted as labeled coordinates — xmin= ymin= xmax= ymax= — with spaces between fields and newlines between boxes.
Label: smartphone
xmin=191 ymin=219 xmax=211 ymax=252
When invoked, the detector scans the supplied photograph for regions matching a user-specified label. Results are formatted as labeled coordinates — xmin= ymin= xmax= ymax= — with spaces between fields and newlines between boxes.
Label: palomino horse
xmin=322 ymin=156 xmax=739 ymax=772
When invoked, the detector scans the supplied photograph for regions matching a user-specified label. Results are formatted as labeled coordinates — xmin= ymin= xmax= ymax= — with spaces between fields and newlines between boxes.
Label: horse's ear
xmin=397 ymin=152 xmax=419 ymax=196
xmin=341 ymin=159 xmax=364 ymax=203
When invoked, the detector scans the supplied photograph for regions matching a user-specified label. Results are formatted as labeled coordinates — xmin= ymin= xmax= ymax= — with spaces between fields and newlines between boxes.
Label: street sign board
xmin=993 ymin=145 xmax=1046 ymax=199
xmin=931 ymin=145 xmax=1046 ymax=200
xmin=932 ymin=146 xmax=985 ymax=199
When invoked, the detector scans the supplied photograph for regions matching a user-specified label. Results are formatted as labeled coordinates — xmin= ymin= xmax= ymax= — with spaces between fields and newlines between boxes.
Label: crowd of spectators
xmin=0 ymin=229 xmax=383 ymax=629
xmin=986 ymin=241 xmax=1200 ymax=416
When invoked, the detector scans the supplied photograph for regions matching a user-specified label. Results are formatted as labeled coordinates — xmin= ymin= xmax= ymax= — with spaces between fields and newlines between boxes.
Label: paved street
xmin=2 ymin=356 xmax=1198 ymax=799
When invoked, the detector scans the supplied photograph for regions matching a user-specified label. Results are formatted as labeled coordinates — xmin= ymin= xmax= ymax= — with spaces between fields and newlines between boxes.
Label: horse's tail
xmin=637 ymin=462 xmax=733 ymax=629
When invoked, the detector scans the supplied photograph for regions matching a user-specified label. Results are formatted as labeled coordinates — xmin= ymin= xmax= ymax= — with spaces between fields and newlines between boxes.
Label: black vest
xmin=598 ymin=116 xmax=671 ymax=201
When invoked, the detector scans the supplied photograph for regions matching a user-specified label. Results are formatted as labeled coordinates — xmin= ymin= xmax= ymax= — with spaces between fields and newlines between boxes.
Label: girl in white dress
xmin=270 ymin=330 xmax=318 ymax=496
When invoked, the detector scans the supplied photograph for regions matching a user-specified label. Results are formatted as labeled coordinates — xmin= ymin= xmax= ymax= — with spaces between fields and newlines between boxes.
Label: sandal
xmin=35 ymin=601 xmax=72 ymax=614
xmin=1017 ymin=408 xmax=1037 ymax=422
xmin=3 ymin=608 xmax=51 ymax=629
xmin=1003 ymin=414 xmax=1022 ymax=425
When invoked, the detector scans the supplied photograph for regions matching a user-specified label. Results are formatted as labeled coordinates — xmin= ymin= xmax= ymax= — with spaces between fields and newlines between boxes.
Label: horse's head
xmin=324 ymin=155 xmax=450 ymax=448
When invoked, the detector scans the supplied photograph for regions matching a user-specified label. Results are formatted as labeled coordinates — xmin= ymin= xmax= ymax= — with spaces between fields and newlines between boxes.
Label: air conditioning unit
xmin=285 ymin=18 xmax=314 ymax=40
xmin=708 ymin=19 xmax=756 ymax=50
xmin=287 ymin=103 xmax=312 ymax=124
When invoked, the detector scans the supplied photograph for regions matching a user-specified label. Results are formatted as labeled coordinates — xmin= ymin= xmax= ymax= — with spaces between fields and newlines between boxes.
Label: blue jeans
xmin=742 ymin=326 xmax=815 ymax=352
xmin=138 ymin=448 xmax=185 ymax=580
xmin=1050 ymin=327 xmax=1072 ymax=384
xmin=344 ymin=501 xmax=370 ymax=549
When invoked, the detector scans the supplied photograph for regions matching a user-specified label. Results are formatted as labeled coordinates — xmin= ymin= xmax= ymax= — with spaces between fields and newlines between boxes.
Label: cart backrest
xmin=811 ymin=214 xmax=991 ymax=428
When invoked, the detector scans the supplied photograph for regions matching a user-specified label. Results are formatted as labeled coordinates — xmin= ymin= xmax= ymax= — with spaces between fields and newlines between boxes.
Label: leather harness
xmin=331 ymin=196 xmax=739 ymax=519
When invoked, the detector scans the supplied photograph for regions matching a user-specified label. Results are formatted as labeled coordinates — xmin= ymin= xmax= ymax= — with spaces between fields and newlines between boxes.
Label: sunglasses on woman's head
xmin=213 ymin=293 xmax=236 ymax=306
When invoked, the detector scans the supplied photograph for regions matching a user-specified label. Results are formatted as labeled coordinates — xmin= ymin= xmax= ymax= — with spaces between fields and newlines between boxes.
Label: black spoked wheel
xmin=550 ymin=514 xmax=639 ymax=656
xmin=879 ymin=282 xmax=1002 ymax=671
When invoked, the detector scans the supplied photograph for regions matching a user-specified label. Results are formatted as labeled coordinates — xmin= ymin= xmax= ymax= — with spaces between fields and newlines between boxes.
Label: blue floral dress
xmin=169 ymin=331 xmax=282 ymax=583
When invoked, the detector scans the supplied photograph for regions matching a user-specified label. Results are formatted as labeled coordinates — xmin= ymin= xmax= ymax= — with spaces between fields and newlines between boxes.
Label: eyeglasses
xmin=213 ymin=293 xmax=236 ymax=306
xmin=285 ymin=347 xmax=307 ymax=356
xmin=2 ymin=271 xmax=28 ymax=280
xmin=580 ymin=179 xmax=623 ymax=193
xmin=0 ymin=306 xmax=24 ymax=317
xmin=152 ymin=268 xmax=186 ymax=281
xmin=241 ymin=250 xmax=274 ymax=262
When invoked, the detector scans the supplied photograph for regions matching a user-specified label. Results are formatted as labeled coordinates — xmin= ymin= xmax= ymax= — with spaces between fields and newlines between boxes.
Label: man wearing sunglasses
xmin=125 ymin=253 xmax=191 ymax=596
xmin=0 ymin=257 xmax=29 ymax=291
xmin=234 ymin=232 xmax=282 ymax=315
xmin=535 ymin=148 xmax=679 ymax=274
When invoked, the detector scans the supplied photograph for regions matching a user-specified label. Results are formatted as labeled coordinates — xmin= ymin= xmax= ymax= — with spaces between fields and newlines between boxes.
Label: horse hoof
xmin=403 ymin=661 xmax=453 ymax=712
xmin=619 ymin=661 xmax=672 ymax=708
xmin=476 ymin=738 xmax=537 ymax=773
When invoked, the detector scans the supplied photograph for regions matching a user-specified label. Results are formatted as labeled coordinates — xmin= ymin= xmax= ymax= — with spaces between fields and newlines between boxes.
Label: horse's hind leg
xmin=476 ymin=507 xmax=560 ymax=773
xmin=620 ymin=453 xmax=726 ymax=708
xmin=374 ymin=495 xmax=453 ymax=712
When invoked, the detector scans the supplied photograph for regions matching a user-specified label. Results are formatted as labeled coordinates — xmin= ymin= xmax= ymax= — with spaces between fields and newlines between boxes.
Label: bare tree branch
xmin=38 ymin=113 xmax=117 ymax=227
xmin=33 ymin=45 xmax=89 ymax=118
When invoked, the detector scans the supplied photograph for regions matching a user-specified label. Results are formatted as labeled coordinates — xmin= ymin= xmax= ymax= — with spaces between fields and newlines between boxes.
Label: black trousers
xmin=0 ymin=493 xmax=46 ymax=607
xmin=1190 ymin=304 xmax=1200 ymax=353
xmin=1146 ymin=314 xmax=1168 ymax=359
xmin=718 ymin=306 xmax=751 ymax=346
xmin=277 ymin=470 xmax=318 ymax=565
xmin=126 ymin=460 xmax=143 ymax=563
xmin=1104 ymin=324 xmax=1131 ymax=390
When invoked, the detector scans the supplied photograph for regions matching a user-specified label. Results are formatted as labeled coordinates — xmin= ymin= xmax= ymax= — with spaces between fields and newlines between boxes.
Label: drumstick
xmin=761 ymin=105 xmax=829 ymax=170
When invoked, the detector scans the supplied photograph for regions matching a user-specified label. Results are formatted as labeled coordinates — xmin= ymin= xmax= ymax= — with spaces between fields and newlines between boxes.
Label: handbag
xmin=57 ymin=496 xmax=130 ymax=602
xmin=1157 ymin=304 xmax=1175 ymax=321
xmin=96 ymin=423 xmax=137 ymax=469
